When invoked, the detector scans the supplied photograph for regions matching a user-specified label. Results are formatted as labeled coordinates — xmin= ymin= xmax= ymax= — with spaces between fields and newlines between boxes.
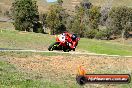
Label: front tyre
xmin=48 ymin=42 xmax=58 ymax=51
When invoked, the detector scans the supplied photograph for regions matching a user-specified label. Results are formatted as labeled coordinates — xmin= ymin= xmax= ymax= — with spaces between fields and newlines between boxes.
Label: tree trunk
xmin=25 ymin=29 xmax=27 ymax=32
xmin=121 ymin=29 xmax=125 ymax=44
xmin=43 ymin=26 xmax=46 ymax=33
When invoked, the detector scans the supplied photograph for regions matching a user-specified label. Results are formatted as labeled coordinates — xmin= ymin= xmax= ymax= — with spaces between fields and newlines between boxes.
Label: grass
xmin=0 ymin=29 xmax=132 ymax=56
xmin=0 ymin=29 xmax=55 ymax=50
xmin=0 ymin=22 xmax=14 ymax=30
xmin=0 ymin=61 xmax=75 ymax=88
xmin=78 ymin=38 xmax=132 ymax=56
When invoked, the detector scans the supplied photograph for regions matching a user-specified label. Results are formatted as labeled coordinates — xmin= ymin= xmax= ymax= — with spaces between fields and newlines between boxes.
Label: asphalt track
xmin=0 ymin=48 xmax=132 ymax=58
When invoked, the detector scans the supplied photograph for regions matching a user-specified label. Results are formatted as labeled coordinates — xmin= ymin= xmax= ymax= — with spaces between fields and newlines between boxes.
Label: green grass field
xmin=0 ymin=30 xmax=55 ymax=50
xmin=0 ymin=29 xmax=132 ymax=56
xmin=79 ymin=38 xmax=132 ymax=56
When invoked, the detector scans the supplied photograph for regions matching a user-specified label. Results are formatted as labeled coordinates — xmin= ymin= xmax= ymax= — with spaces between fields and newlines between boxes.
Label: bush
xmin=55 ymin=23 xmax=66 ymax=34
xmin=37 ymin=28 xmax=43 ymax=33
xmin=33 ymin=22 xmax=43 ymax=33
xmin=95 ymin=28 xmax=112 ymax=40
xmin=95 ymin=31 xmax=106 ymax=39
xmin=84 ymin=29 xmax=97 ymax=39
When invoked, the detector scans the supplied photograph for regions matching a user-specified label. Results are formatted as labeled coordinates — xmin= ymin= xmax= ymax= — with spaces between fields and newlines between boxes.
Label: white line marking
xmin=0 ymin=49 xmax=132 ymax=58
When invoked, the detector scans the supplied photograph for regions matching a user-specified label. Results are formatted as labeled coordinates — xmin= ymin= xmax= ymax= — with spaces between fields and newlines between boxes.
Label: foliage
xmin=11 ymin=0 xmax=39 ymax=32
xmin=8 ymin=0 xmax=132 ymax=39
xmin=46 ymin=4 xmax=67 ymax=35
xmin=88 ymin=6 xmax=101 ymax=29
xmin=33 ymin=22 xmax=43 ymax=33
xmin=65 ymin=16 xmax=74 ymax=32
xmin=95 ymin=28 xmax=112 ymax=40
xmin=80 ymin=0 xmax=92 ymax=9
xmin=57 ymin=0 xmax=63 ymax=6
xmin=39 ymin=13 xmax=47 ymax=33
xmin=83 ymin=6 xmax=101 ymax=38
xmin=69 ymin=0 xmax=92 ymax=37
xmin=100 ymin=7 xmax=111 ymax=26
xmin=70 ymin=18 xmax=85 ymax=36
xmin=107 ymin=6 xmax=132 ymax=38
xmin=84 ymin=29 xmax=97 ymax=39
xmin=68 ymin=0 xmax=101 ymax=38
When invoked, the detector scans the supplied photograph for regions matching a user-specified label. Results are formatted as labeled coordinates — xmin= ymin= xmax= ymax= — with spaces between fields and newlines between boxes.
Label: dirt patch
xmin=6 ymin=55 xmax=132 ymax=87
xmin=8 ymin=55 xmax=132 ymax=76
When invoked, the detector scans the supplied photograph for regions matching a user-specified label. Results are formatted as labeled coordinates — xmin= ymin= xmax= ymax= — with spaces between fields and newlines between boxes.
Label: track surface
xmin=0 ymin=48 xmax=132 ymax=58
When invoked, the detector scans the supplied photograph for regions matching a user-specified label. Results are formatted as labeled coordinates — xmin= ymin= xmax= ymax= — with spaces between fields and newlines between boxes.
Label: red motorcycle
xmin=48 ymin=33 xmax=80 ymax=52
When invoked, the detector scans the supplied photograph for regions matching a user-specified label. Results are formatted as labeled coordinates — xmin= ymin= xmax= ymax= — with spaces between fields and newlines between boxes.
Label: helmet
xmin=71 ymin=34 xmax=77 ymax=40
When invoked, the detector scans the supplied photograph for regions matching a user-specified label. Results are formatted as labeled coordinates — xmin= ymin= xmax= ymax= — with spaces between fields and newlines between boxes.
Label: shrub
xmin=84 ymin=29 xmax=97 ymax=39
xmin=95 ymin=28 xmax=112 ymax=40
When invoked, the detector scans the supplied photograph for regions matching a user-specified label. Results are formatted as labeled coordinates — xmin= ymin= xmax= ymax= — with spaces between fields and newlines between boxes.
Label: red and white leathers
xmin=63 ymin=32 xmax=77 ymax=49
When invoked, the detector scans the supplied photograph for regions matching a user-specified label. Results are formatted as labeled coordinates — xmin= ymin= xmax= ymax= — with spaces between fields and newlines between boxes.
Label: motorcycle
xmin=48 ymin=33 xmax=80 ymax=52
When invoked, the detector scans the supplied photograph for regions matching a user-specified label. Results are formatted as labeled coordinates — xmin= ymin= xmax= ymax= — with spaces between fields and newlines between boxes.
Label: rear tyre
xmin=63 ymin=47 xmax=70 ymax=52
xmin=73 ymin=48 xmax=75 ymax=51
xmin=63 ymin=49 xmax=69 ymax=52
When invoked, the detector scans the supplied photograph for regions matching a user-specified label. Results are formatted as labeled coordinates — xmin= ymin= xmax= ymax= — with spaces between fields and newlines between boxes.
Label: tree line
xmin=11 ymin=0 xmax=132 ymax=39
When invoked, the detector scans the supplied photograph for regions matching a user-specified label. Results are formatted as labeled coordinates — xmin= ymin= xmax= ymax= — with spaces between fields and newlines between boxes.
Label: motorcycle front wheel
xmin=48 ymin=42 xmax=59 ymax=51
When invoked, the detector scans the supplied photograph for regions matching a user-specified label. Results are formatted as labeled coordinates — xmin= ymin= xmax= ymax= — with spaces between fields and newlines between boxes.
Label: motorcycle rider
xmin=58 ymin=33 xmax=66 ymax=42
xmin=62 ymin=32 xmax=78 ymax=51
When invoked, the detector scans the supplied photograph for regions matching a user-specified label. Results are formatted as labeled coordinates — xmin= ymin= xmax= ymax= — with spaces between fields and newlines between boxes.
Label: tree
xmin=11 ymin=0 xmax=39 ymax=32
xmin=39 ymin=13 xmax=47 ymax=33
xmin=71 ymin=1 xmax=101 ymax=38
xmin=71 ymin=19 xmax=86 ymax=37
xmin=46 ymin=4 xmax=68 ymax=35
xmin=80 ymin=0 xmax=92 ymax=9
xmin=57 ymin=0 xmax=63 ymax=6
xmin=100 ymin=7 xmax=110 ymax=26
xmin=69 ymin=0 xmax=92 ymax=37
xmin=88 ymin=6 xmax=101 ymax=29
xmin=108 ymin=7 xmax=132 ymax=39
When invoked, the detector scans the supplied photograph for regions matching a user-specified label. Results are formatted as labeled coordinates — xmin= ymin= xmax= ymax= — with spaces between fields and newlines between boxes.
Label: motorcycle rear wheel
xmin=63 ymin=47 xmax=70 ymax=52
